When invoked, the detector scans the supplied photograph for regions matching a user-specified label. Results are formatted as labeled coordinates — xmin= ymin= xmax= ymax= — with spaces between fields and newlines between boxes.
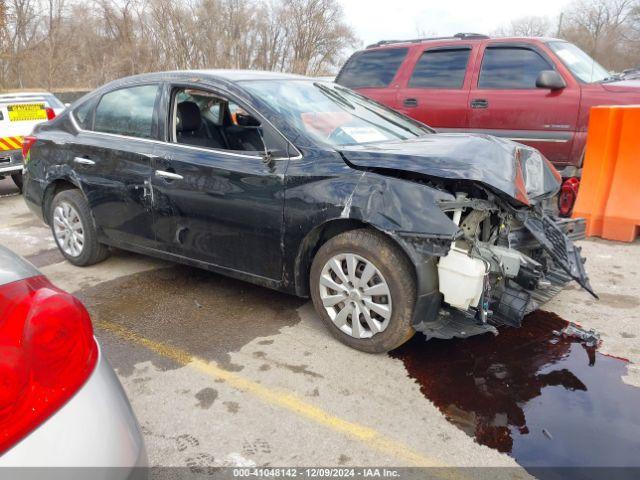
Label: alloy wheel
xmin=53 ymin=202 xmax=85 ymax=257
xmin=318 ymin=253 xmax=392 ymax=339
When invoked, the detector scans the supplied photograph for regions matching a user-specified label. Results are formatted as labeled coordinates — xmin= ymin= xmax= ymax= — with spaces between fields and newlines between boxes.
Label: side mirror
xmin=236 ymin=112 xmax=261 ymax=127
xmin=536 ymin=70 xmax=566 ymax=90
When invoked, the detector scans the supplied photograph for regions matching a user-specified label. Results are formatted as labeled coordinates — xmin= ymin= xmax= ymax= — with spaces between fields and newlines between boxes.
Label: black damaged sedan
xmin=22 ymin=70 xmax=595 ymax=353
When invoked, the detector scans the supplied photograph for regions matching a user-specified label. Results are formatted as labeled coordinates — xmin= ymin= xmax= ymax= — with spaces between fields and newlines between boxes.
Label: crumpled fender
xmin=339 ymin=172 xmax=459 ymax=324
xmin=345 ymin=171 xmax=460 ymax=259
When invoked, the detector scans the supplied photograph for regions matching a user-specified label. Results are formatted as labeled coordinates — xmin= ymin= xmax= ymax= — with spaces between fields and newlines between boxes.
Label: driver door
xmin=151 ymin=83 xmax=292 ymax=281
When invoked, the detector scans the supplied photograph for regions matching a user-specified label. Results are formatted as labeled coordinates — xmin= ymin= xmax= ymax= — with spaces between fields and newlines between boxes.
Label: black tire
xmin=310 ymin=228 xmax=416 ymax=353
xmin=11 ymin=173 xmax=23 ymax=192
xmin=49 ymin=189 xmax=110 ymax=266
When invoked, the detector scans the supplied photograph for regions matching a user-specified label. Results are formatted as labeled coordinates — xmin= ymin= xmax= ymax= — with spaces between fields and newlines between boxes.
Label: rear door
xmin=395 ymin=45 xmax=474 ymax=128
xmin=69 ymin=84 xmax=160 ymax=248
xmin=468 ymin=43 xmax=580 ymax=164
xmin=336 ymin=47 xmax=409 ymax=110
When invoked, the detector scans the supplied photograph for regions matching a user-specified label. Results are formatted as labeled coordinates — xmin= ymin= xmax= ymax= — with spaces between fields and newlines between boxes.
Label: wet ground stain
xmin=24 ymin=247 xmax=64 ymax=268
xmin=391 ymin=311 xmax=640 ymax=476
xmin=76 ymin=264 xmax=305 ymax=376
xmin=195 ymin=388 xmax=218 ymax=409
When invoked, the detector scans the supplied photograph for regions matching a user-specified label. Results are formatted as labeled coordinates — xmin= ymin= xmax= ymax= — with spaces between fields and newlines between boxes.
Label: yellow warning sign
xmin=7 ymin=103 xmax=47 ymax=121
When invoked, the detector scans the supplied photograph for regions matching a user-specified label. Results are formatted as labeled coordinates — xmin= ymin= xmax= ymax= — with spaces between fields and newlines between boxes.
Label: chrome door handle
xmin=74 ymin=157 xmax=95 ymax=166
xmin=155 ymin=170 xmax=183 ymax=181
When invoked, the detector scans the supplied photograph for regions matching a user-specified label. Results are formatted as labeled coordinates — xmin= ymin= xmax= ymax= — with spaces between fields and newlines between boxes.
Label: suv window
xmin=409 ymin=48 xmax=470 ymax=88
xmin=337 ymin=48 xmax=408 ymax=88
xmin=479 ymin=47 xmax=552 ymax=89
xmin=93 ymin=85 xmax=159 ymax=138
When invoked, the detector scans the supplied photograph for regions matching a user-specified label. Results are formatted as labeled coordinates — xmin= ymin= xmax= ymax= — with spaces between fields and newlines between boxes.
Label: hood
xmin=339 ymin=133 xmax=561 ymax=205
xmin=600 ymin=79 xmax=640 ymax=93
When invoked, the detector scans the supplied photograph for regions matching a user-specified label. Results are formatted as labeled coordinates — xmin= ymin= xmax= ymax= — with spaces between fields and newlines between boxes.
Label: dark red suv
xmin=336 ymin=34 xmax=640 ymax=213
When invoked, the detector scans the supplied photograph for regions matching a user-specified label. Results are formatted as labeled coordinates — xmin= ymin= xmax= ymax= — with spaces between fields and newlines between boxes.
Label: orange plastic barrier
xmin=573 ymin=105 xmax=640 ymax=242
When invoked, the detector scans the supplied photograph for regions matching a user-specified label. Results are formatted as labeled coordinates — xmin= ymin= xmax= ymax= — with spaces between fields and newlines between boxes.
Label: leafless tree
xmin=493 ymin=1 xmax=640 ymax=71
xmin=494 ymin=15 xmax=552 ymax=37
xmin=560 ymin=0 xmax=639 ymax=70
xmin=0 ymin=0 xmax=356 ymax=89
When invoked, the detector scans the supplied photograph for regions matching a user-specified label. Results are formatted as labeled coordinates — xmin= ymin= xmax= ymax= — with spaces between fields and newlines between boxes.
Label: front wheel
xmin=49 ymin=189 xmax=110 ymax=266
xmin=310 ymin=229 xmax=416 ymax=353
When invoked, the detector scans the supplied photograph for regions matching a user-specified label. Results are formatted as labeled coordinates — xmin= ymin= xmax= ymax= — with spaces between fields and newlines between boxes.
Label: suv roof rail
xmin=454 ymin=33 xmax=489 ymax=39
xmin=366 ymin=33 xmax=489 ymax=49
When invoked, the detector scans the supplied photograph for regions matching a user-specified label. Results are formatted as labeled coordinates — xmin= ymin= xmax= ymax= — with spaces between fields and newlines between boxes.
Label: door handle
xmin=155 ymin=170 xmax=183 ymax=181
xmin=470 ymin=98 xmax=489 ymax=109
xmin=403 ymin=98 xmax=419 ymax=108
xmin=74 ymin=157 xmax=95 ymax=166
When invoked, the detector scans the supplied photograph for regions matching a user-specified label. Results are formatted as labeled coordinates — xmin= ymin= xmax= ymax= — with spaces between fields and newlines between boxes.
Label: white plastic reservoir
xmin=437 ymin=247 xmax=487 ymax=310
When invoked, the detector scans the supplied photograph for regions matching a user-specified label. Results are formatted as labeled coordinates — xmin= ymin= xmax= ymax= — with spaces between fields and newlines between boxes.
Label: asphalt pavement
xmin=1 ymin=176 xmax=638 ymax=476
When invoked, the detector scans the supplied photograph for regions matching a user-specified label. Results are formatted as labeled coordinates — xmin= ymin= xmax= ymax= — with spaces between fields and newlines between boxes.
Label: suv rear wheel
xmin=310 ymin=229 xmax=416 ymax=353
xmin=49 ymin=189 xmax=110 ymax=266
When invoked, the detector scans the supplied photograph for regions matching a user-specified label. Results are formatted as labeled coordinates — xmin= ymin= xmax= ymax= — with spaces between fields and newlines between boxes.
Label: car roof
xmin=365 ymin=35 xmax=564 ymax=50
xmin=108 ymin=69 xmax=310 ymax=87
xmin=0 ymin=91 xmax=55 ymax=99
xmin=189 ymin=69 xmax=309 ymax=81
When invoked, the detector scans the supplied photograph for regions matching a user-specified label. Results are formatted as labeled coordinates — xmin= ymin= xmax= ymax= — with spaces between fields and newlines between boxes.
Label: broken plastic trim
xmin=519 ymin=211 xmax=598 ymax=299
xmin=398 ymin=231 xmax=461 ymax=257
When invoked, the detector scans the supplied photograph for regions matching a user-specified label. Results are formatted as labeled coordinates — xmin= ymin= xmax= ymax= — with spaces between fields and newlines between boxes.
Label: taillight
xmin=21 ymin=135 xmax=37 ymax=161
xmin=0 ymin=276 xmax=97 ymax=454
xmin=45 ymin=107 xmax=56 ymax=121
xmin=558 ymin=177 xmax=580 ymax=217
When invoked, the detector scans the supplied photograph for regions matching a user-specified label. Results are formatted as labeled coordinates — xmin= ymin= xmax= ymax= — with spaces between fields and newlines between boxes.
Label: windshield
xmin=240 ymin=80 xmax=430 ymax=147
xmin=548 ymin=41 xmax=610 ymax=83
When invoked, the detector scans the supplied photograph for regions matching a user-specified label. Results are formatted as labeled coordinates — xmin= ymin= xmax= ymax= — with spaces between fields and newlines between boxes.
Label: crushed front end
xmin=415 ymin=192 xmax=595 ymax=341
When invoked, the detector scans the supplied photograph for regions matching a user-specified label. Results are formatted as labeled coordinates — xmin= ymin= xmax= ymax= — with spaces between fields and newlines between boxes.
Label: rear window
xmin=73 ymin=100 xmax=95 ymax=129
xmin=44 ymin=94 xmax=64 ymax=109
xmin=479 ymin=47 xmax=552 ymax=89
xmin=93 ymin=85 xmax=159 ymax=139
xmin=336 ymin=48 xmax=408 ymax=89
xmin=409 ymin=48 xmax=471 ymax=89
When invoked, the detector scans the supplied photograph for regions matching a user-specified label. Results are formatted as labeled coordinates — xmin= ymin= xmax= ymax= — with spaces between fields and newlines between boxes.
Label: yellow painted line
xmin=97 ymin=319 xmax=460 ymax=472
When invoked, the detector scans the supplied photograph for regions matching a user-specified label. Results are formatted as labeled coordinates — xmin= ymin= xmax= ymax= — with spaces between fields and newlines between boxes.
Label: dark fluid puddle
xmin=390 ymin=311 xmax=640 ymax=477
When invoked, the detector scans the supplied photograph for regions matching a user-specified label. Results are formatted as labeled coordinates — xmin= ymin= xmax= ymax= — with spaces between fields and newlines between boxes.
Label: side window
xmin=73 ymin=100 xmax=95 ymax=129
xmin=336 ymin=48 xmax=408 ymax=89
xmin=408 ymin=49 xmax=471 ymax=89
xmin=93 ymin=85 xmax=159 ymax=138
xmin=171 ymin=87 xmax=288 ymax=156
xmin=479 ymin=47 xmax=552 ymax=89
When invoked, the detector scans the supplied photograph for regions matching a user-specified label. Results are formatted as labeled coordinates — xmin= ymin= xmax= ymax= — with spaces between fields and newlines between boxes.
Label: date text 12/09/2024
xmin=232 ymin=468 xmax=402 ymax=478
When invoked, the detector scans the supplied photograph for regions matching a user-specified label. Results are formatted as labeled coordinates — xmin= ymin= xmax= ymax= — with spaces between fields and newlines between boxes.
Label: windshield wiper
xmin=597 ymin=74 xmax=623 ymax=83
xmin=314 ymin=82 xmax=355 ymax=109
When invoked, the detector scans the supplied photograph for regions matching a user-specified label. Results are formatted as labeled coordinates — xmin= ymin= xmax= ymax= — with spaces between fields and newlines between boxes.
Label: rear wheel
xmin=11 ymin=173 xmax=22 ymax=192
xmin=310 ymin=229 xmax=416 ymax=353
xmin=49 ymin=189 xmax=110 ymax=266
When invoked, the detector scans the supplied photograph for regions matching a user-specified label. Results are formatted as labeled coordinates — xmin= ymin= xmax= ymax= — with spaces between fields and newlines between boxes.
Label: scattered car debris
xmin=553 ymin=322 xmax=600 ymax=347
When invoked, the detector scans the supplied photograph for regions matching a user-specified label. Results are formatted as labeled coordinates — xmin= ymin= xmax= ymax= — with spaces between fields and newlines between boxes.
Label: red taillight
xmin=45 ymin=107 xmax=56 ymax=121
xmin=558 ymin=177 xmax=580 ymax=217
xmin=0 ymin=276 xmax=97 ymax=454
xmin=21 ymin=135 xmax=37 ymax=160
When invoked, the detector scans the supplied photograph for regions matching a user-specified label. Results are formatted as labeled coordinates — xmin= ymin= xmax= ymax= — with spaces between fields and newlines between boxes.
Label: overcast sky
xmin=340 ymin=0 xmax=574 ymax=50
